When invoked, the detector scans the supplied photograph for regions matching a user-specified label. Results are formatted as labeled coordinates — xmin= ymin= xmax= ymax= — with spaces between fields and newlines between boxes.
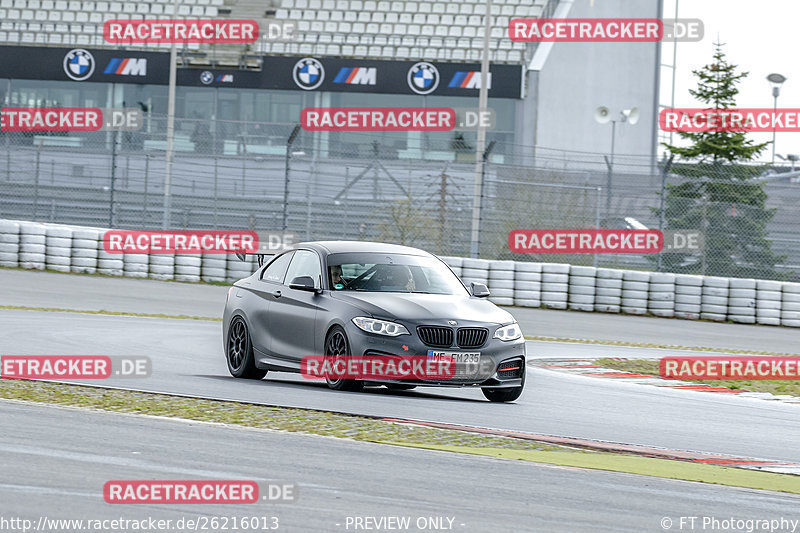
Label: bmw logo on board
xmin=63 ymin=49 xmax=95 ymax=81
xmin=200 ymin=71 xmax=214 ymax=85
xmin=292 ymin=58 xmax=325 ymax=90
xmin=407 ymin=62 xmax=440 ymax=95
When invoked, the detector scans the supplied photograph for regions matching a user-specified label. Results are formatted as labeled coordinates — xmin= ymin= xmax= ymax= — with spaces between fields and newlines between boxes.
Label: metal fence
xmin=1 ymin=116 xmax=799 ymax=281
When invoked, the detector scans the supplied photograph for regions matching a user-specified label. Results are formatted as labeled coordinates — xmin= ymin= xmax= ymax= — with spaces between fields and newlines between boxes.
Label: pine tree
xmin=660 ymin=42 xmax=784 ymax=279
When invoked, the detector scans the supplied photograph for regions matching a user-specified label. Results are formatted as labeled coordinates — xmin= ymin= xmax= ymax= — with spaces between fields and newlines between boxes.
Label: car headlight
xmin=352 ymin=317 xmax=410 ymax=337
xmin=494 ymin=323 xmax=522 ymax=341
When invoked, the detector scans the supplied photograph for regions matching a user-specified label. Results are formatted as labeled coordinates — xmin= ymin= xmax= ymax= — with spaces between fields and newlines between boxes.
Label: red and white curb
xmin=382 ymin=418 xmax=800 ymax=475
xmin=532 ymin=358 xmax=800 ymax=406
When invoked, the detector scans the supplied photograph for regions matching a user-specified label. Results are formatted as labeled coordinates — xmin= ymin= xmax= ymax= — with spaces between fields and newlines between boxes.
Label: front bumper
xmin=344 ymin=321 xmax=526 ymax=389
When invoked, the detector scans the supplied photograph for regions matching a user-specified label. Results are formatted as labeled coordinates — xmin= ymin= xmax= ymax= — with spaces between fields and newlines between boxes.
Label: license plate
xmin=427 ymin=351 xmax=481 ymax=364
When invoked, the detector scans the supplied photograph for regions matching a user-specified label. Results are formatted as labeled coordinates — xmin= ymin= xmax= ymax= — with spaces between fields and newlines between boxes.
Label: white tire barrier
xmin=648 ymin=272 xmax=675 ymax=318
xmin=488 ymin=260 xmax=515 ymax=306
xmin=70 ymin=227 xmax=100 ymax=274
xmin=461 ymin=258 xmax=489 ymax=291
xmin=19 ymin=222 xmax=47 ymax=270
xmin=621 ymin=271 xmax=648 ymax=315
xmin=174 ymin=253 xmax=202 ymax=282
xmin=593 ymin=268 xmax=622 ymax=313
xmin=44 ymin=224 xmax=73 ymax=273
xmin=700 ymin=276 xmax=728 ymax=322
xmin=227 ymin=254 xmax=255 ymax=282
xmin=568 ymin=265 xmax=596 ymax=312
xmin=757 ymin=280 xmax=783 ymax=326
xmin=513 ymin=262 xmax=541 ymax=307
xmin=149 ymin=253 xmax=175 ymax=281
xmin=541 ymin=263 xmax=569 ymax=309
xmin=0 ymin=220 xmax=20 ymax=268
xmin=201 ymin=255 xmax=228 ymax=283
xmin=123 ymin=253 xmax=149 ymax=279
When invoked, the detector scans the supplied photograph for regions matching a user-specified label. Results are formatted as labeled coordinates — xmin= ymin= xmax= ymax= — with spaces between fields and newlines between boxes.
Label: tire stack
xmin=568 ymin=266 xmax=596 ymax=312
xmin=648 ymin=272 xmax=676 ymax=318
xmin=674 ymin=275 xmax=703 ymax=319
xmin=513 ymin=262 xmax=541 ymax=308
xmin=727 ymin=278 xmax=757 ymax=324
xmin=226 ymin=254 xmax=255 ymax=282
xmin=540 ymin=263 xmax=569 ymax=310
xmin=621 ymin=270 xmax=649 ymax=315
xmin=439 ymin=256 xmax=462 ymax=278
xmin=460 ymin=258 xmax=490 ymax=292
xmin=487 ymin=260 xmax=515 ymax=306
xmin=149 ymin=253 xmax=175 ymax=281
xmin=755 ymin=279 xmax=782 ymax=326
xmin=781 ymin=282 xmax=800 ymax=327
xmin=97 ymin=230 xmax=124 ymax=276
xmin=45 ymin=224 xmax=72 ymax=273
xmin=123 ymin=251 xmax=149 ymax=279
xmin=174 ymin=253 xmax=202 ymax=282
xmin=594 ymin=268 xmax=622 ymax=313
xmin=0 ymin=220 xmax=20 ymax=268
xmin=70 ymin=227 xmax=100 ymax=274
xmin=701 ymin=276 xmax=728 ymax=322
xmin=201 ymin=254 xmax=228 ymax=283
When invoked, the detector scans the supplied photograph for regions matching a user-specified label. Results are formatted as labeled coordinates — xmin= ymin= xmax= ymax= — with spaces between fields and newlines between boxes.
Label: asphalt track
xmin=4 ymin=269 xmax=800 ymax=531
xmin=1 ymin=269 xmax=799 ymax=464
xmin=3 ymin=401 xmax=799 ymax=533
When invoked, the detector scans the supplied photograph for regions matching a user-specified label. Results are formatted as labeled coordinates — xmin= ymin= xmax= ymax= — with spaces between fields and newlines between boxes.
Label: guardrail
xmin=1 ymin=218 xmax=799 ymax=327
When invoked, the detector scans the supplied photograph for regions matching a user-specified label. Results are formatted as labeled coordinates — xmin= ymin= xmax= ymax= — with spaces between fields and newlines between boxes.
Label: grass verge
xmin=1 ymin=379 xmax=799 ymax=494
xmin=0 ymin=305 xmax=221 ymax=322
xmin=526 ymin=335 xmax=799 ymax=357
xmin=595 ymin=358 xmax=800 ymax=397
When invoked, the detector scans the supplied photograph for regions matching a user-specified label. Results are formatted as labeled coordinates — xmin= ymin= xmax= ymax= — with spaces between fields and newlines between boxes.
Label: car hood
xmin=331 ymin=292 xmax=515 ymax=325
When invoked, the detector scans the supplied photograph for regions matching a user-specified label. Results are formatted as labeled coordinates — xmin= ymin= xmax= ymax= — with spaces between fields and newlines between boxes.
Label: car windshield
xmin=327 ymin=253 xmax=467 ymax=295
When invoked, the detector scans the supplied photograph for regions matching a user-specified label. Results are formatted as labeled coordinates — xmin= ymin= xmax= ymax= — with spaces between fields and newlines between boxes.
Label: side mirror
xmin=470 ymin=281 xmax=490 ymax=298
xmin=289 ymin=275 xmax=319 ymax=292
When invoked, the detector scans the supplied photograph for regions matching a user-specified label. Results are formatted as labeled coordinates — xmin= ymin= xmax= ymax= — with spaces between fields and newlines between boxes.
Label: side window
xmin=260 ymin=252 xmax=294 ymax=284
xmin=284 ymin=250 xmax=322 ymax=287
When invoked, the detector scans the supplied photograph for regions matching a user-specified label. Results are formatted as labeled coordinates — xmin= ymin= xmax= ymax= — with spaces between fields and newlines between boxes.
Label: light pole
xmin=594 ymin=106 xmax=639 ymax=216
xmin=469 ymin=0 xmax=492 ymax=258
xmin=767 ymin=73 xmax=787 ymax=166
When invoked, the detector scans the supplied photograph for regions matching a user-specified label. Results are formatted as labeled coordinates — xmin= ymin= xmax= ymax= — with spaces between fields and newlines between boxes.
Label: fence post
xmin=33 ymin=140 xmax=42 ymax=220
xmin=594 ymin=186 xmax=602 ymax=268
xmin=109 ymin=129 xmax=118 ymax=228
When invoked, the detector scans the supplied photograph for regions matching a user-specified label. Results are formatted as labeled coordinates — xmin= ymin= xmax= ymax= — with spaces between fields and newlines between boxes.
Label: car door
xmin=249 ymin=251 xmax=294 ymax=358
xmin=268 ymin=249 xmax=324 ymax=363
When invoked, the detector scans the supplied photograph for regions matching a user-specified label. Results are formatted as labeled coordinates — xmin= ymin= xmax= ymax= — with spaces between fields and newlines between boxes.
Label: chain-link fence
xmin=1 ymin=115 xmax=799 ymax=280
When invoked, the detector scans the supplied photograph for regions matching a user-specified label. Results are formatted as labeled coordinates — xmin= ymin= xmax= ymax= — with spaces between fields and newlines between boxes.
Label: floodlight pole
xmin=469 ymin=0 xmax=492 ymax=258
xmin=162 ymin=0 xmax=179 ymax=229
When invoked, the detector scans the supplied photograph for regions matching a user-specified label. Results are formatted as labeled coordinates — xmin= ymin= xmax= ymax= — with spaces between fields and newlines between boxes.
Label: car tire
xmin=482 ymin=363 xmax=525 ymax=403
xmin=324 ymin=326 xmax=363 ymax=392
xmin=226 ymin=315 xmax=267 ymax=380
xmin=386 ymin=384 xmax=417 ymax=391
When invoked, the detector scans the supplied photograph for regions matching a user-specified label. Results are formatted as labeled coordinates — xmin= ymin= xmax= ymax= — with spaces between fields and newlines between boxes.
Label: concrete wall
xmin=526 ymin=0 xmax=661 ymax=171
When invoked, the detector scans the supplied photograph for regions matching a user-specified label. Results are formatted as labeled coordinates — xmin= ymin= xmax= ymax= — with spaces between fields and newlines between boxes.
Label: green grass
xmin=526 ymin=335 xmax=800 ymax=357
xmin=595 ymin=358 xmax=800 ymax=397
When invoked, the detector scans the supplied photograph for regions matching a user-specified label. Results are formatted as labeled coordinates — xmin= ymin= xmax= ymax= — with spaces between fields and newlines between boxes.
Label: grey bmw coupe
xmin=222 ymin=241 xmax=526 ymax=402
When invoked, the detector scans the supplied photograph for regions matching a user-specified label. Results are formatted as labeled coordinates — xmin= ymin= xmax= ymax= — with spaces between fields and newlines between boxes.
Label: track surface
xmin=3 ymin=269 xmax=800 ymax=531
xmin=2 ymin=401 xmax=798 ymax=533
xmin=3 ymin=308 xmax=799 ymax=462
